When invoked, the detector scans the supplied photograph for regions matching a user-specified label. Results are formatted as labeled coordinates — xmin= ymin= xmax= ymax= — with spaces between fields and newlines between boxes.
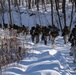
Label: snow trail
xmin=1 ymin=36 xmax=76 ymax=75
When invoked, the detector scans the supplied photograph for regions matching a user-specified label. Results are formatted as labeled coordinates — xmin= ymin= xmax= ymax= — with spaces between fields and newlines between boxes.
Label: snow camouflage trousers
xmin=51 ymin=36 xmax=55 ymax=48
xmin=63 ymin=35 xmax=69 ymax=44
xmin=44 ymin=36 xmax=49 ymax=45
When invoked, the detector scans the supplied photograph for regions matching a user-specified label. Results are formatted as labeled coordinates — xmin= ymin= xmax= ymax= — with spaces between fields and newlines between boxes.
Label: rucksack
xmin=62 ymin=27 xmax=70 ymax=35
xmin=50 ymin=26 xmax=59 ymax=37
xmin=44 ymin=27 xmax=50 ymax=36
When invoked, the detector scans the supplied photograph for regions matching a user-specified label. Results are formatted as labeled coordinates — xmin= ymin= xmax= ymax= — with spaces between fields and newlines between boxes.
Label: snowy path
xmin=55 ymin=37 xmax=76 ymax=75
xmin=1 ymin=36 xmax=76 ymax=75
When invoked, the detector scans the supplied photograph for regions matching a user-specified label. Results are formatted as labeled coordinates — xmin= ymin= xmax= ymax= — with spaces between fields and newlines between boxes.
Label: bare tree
xmin=62 ymin=0 xmax=66 ymax=26
xmin=0 ymin=0 xmax=5 ymax=28
xmin=28 ymin=0 xmax=31 ymax=9
xmin=11 ymin=0 xmax=14 ymax=5
xmin=31 ymin=0 xmax=35 ymax=8
xmin=42 ymin=0 xmax=46 ymax=11
xmin=8 ymin=0 xmax=13 ymax=28
xmin=35 ymin=0 xmax=40 ymax=11
xmin=55 ymin=0 xmax=62 ymax=31
xmin=69 ymin=1 xmax=74 ymax=30
xmin=50 ymin=0 xmax=54 ymax=26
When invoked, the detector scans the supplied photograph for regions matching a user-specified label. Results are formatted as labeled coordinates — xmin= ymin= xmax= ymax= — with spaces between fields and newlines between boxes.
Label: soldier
xmin=23 ymin=25 xmax=29 ymax=35
xmin=69 ymin=25 xmax=76 ymax=63
xmin=34 ymin=24 xmax=42 ymax=43
xmin=42 ymin=26 xmax=50 ymax=45
xmin=0 ymin=23 xmax=2 ymax=28
xmin=50 ymin=25 xmax=60 ymax=48
xmin=48 ymin=25 xmax=52 ymax=41
xmin=62 ymin=26 xmax=70 ymax=44
xmin=41 ymin=26 xmax=46 ymax=41
xmin=41 ymin=26 xmax=45 ymax=41
xmin=18 ymin=47 xmax=23 ymax=59
xmin=30 ymin=26 xmax=36 ymax=43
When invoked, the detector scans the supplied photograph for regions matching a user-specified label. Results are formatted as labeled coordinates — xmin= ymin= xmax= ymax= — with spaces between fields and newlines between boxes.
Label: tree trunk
xmin=22 ymin=0 xmax=24 ymax=6
xmin=28 ymin=0 xmax=31 ymax=9
xmin=32 ymin=0 xmax=35 ymax=8
xmin=62 ymin=0 xmax=66 ymax=26
xmin=16 ymin=0 xmax=22 ymax=26
xmin=42 ymin=0 xmax=46 ymax=11
xmin=55 ymin=0 xmax=62 ymax=31
xmin=35 ymin=0 xmax=40 ymax=11
xmin=50 ymin=0 xmax=54 ymax=26
xmin=8 ymin=0 xmax=13 ymax=28
xmin=75 ymin=2 xmax=76 ymax=12
xmin=0 ymin=1 xmax=5 ymax=28
xmin=69 ymin=1 xmax=74 ymax=30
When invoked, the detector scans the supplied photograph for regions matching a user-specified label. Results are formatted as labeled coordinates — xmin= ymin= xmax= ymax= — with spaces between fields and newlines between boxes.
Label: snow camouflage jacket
xmin=30 ymin=27 xmax=35 ymax=36
xmin=50 ymin=26 xmax=60 ymax=37
xmin=43 ymin=26 xmax=50 ymax=36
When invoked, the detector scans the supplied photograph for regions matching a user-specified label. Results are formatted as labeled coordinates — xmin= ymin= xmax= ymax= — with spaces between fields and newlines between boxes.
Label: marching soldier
xmin=30 ymin=26 xmax=36 ymax=43
xmin=50 ymin=25 xmax=60 ymax=48
xmin=48 ymin=25 xmax=52 ymax=41
xmin=62 ymin=26 xmax=70 ymax=44
xmin=34 ymin=24 xmax=42 ymax=43
xmin=41 ymin=26 xmax=45 ymax=41
xmin=42 ymin=26 xmax=50 ymax=45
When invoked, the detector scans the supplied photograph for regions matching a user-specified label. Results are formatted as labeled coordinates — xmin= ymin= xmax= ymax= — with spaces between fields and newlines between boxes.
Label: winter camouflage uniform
xmin=62 ymin=26 xmax=70 ymax=44
xmin=48 ymin=25 xmax=52 ymax=41
xmin=50 ymin=25 xmax=60 ymax=48
xmin=34 ymin=25 xmax=42 ymax=43
xmin=30 ymin=26 xmax=36 ymax=43
xmin=42 ymin=26 xmax=50 ymax=45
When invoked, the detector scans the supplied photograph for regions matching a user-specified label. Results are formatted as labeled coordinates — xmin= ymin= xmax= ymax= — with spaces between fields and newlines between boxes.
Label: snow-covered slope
xmin=0 ymin=3 xmax=75 ymax=29
xmin=0 ymin=35 xmax=75 ymax=75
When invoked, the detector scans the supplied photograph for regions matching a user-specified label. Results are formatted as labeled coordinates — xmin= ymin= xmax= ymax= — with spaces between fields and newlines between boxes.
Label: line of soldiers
xmin=0 ymin=23 xmax=29 ymax=35
xmin=68 ymin=25 xmax=76 ymax=63
xmin=30 ymin=24 xmax=71 ymax=46
xmin=0 ymin=23 xmax=70 ymax=46
xmin=30 ymin=24 xmax=76 ymax=63
xmin=62 ymin=26 xmax=70 ymax=44
xmin=30 ymin=24 xmax=60 ymax=47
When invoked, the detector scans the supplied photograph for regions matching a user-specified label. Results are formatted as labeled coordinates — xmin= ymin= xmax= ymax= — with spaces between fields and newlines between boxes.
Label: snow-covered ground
xmin=0 ymin=35 xmax=76 ymax=75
